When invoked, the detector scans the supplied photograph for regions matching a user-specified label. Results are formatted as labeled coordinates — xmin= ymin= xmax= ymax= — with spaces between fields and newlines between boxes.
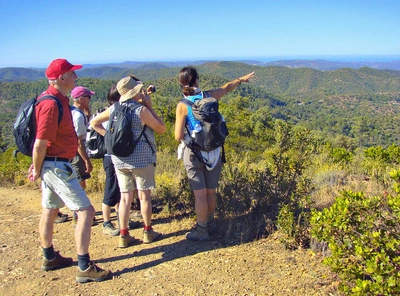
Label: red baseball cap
xmin=45 ymin=58 xmax=82 ymax=80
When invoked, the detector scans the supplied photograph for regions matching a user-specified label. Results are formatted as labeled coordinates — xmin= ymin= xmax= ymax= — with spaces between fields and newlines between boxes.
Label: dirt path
xmin=0 ymin=186 xmax=339 ymax=295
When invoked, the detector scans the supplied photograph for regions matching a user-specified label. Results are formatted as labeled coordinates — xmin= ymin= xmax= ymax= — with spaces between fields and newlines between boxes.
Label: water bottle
xmin=191 ymin=123 xmax=202 ymax=138
xmin=194 ymin=123 xmax=202 ymax=133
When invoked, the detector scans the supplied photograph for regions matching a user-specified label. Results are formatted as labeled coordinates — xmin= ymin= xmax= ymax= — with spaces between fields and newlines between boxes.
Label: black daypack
xmin=181 ymin=94 xmax=229 ymax=152
xmin=104 ymin=101 xmax=154 ymax=157
xmin=86 ymin=107 xmax=107 ymax=159
xmin=13 ymin=95 xmax=63 ymax=157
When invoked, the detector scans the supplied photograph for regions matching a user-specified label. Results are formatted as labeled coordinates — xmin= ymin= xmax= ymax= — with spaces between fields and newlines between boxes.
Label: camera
xmin=148 ymin=85 xmax=156 ymax=93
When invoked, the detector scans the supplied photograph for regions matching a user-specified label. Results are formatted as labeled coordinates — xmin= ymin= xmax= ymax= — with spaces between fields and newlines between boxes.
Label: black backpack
xmin=86 ymin=107 xmax=107 ymax=159
xmin=13 ymin=95 xmax=63 ymax=157
xmin=104 ymin=101 xmax=154 ymax=157
xmin=181 ymin=94 xmax=229 ymax=152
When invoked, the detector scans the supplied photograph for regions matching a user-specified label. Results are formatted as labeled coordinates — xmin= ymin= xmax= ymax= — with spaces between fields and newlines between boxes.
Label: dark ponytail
xmin=179 ymin=66 xmax=199 ymax=96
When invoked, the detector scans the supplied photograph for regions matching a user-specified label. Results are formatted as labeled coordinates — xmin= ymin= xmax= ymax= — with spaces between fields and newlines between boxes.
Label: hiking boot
xmin=54 ymin=212 xmax=68 ymax=223
xmin=118 ymin=234 xmax=141 ymax=248
xmin=208 ymin=220 xmax=217 ymax=235
xmin=76 ymin=262 xmax=112 ymax=283
xmin=41 ymin=251 xmax=73 ymax=271
xmin=143 ymin=229 xmax=161 ymax=244
xmin=130 ymin=210 xmax=142 ymax=219
xmin=186 ymin=224 xmax=209 ymax=242
xmin=102 ymin=222 xmax=119 ymax=236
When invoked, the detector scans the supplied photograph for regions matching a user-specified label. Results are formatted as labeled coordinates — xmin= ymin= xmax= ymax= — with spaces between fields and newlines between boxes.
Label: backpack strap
xmin=71 ymin=106 xmax=89 ymax=126
xmin=180 ymin=98 xmax=194 ymax=107
xmin=202 ymin=91 xmax=210 ymax=98
xmin=36 ymin=95 xmax=63 ymax=124
xmin=137 ymin=125 xmax=155 ymax=154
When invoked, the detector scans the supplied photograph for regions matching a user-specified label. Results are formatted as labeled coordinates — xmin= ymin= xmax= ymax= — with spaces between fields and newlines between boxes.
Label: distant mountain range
xmin=1 ymin=59 xmax=399 ymax=82
xmin=76 ymin=59 xmax=400 ymax=71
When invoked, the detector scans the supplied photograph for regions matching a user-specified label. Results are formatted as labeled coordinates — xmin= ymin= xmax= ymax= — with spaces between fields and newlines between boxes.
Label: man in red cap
xmin=28 ymin=58 xmax=111 ymax=283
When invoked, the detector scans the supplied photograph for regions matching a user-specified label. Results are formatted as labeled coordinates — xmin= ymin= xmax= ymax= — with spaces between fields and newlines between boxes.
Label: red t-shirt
xmin=35 ymin=85 xmax=78 ymax=159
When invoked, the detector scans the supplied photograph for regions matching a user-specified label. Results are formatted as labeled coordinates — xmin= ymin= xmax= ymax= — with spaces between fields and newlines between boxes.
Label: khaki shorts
xmin=183 ymin=147 xmax=222 ymax=191
xmin=115 ymin=164 xmax=155 ymax=192
xmin=41 ymin=160 xmax=92 ymax=210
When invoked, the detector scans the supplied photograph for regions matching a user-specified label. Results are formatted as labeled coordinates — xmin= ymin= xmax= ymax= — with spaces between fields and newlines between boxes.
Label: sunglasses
xmin=82 ymin=95 xmax=91 ymax=99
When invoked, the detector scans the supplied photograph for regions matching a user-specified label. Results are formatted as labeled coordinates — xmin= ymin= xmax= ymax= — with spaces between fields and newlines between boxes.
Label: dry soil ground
xmin=0 ymin=186 xmax=339 ymax=295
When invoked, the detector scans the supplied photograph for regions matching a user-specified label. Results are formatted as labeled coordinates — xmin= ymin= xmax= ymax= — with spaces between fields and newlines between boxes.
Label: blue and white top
xmin=109 ymin=100 xmax=156 ymax=169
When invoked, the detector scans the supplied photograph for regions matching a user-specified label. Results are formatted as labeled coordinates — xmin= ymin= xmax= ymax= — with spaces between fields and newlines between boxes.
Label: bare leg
xmin=193 ymin=188 xmax=208 ymax=224
xmin=102 ymin=203 xmax=112 ymax=222
xmin=80 ymin=180 xmax=86 ymax=190
xmin=138 ymin=190 xmax=152 ymax=226
xmin=118 ymin=191 xmax=133 ymax=230
xmin=75 ymin=205 xmax=95 ymax=255
xmin=39 ymin=208 xmax=59 ymax=248
xmin=206 ymin=188 xmax=217 ymax=218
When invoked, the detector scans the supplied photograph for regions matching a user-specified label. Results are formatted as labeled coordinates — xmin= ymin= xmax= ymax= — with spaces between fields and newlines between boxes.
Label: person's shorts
xmin=102 ymin=155 xmax=121 ymax=206
xmin=115 ymin=164 xmax=155 ymax=193
xmin=41 ymin=159 xmax=91 ymax=210
xmin=70 ymin=153 xmax=91 ymax=182
xmin=183 ymin=146 xmax=222 ymax=191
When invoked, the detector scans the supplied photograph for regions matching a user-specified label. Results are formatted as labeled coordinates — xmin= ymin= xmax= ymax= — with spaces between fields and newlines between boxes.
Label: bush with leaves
xmin=0 ymin=148 xmax=31 ymax=185
xmin=217 ymin=120 xmax=317 ymax=244
xmin=311 ymin=173 xmax=400 ymax=295
xmin=362 ymin=145 xmax=398 ymax=187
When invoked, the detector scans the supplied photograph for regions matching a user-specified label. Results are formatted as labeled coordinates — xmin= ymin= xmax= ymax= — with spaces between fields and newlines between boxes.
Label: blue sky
xmin=0 ymin=0 xmax=399 ymax=68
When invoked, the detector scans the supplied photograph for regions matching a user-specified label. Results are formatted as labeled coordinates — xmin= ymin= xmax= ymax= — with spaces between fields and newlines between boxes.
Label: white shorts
xmin=41 ymin=160 xmax=91 ymax=210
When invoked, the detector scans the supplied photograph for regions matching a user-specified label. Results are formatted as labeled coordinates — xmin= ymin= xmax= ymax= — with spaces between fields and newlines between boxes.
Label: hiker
xmin=91 ymin=76 xmax=166 ymax=247
xmin=99 ymin=84 xmax=141 ymax=236
xmin=70 ymin=86 xmax=93 ymax=189
xmin=174 ymin=66 xmax=254 ymax=241
xmin=70 ymin=86 xmax=96 ymax=226
xmin=27 ymin=58 xmax=111 ymax=283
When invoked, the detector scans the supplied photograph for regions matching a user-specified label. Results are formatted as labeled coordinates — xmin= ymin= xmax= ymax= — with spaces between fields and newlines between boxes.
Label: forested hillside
xmin=0 ymin=61 xmax=400 ymax=150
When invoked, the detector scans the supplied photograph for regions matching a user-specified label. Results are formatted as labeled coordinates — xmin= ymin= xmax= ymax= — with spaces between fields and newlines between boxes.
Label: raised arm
xmin=90 ymin=108 xmax=110 ymax=137
xmin=208 ymin=71 xmax=255 ymax=100
xmin=140 ymin=92 xmax=166 ymax=134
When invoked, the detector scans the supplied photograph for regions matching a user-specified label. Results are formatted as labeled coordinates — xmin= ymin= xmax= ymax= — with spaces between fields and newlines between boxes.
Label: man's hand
xmin=85 ymin=160 xmax=93 ymax=174
xmin=28 ymin=163 xmax=40 ymax=182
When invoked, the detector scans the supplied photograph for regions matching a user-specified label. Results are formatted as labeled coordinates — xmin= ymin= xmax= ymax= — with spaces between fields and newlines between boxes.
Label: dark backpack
xmin=104 ymin=101 xmax=154 ymax=157
xmin=13 ymin=95 xmax=63 ymax=157
xmin=86 ymin=107 xmax=107 ymax=159
xmin=181 ymin=94 xmax=229 ymax=152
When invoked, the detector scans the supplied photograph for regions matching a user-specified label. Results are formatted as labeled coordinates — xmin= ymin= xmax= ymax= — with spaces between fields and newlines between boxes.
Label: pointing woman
xmin=175 ymin=66 xmax=254 ymax=241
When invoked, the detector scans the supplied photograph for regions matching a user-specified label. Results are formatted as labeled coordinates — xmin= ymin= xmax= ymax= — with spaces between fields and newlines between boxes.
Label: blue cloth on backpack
xmin=178 ymin=90 xmax=220 ymax=170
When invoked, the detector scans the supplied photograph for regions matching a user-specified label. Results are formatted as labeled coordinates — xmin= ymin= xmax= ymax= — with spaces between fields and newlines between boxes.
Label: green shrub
xmin=311 ymin=183 xmax=400 ymax=295
xmin=329 ymin=147 xmax=353 ymax=165
xmin=0 ymin=148 xmax=32 ymax=185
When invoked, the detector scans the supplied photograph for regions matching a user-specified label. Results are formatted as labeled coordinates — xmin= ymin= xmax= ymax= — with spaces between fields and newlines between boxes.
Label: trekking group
xmin=21 ymin=58 xmax=254 ymax=283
